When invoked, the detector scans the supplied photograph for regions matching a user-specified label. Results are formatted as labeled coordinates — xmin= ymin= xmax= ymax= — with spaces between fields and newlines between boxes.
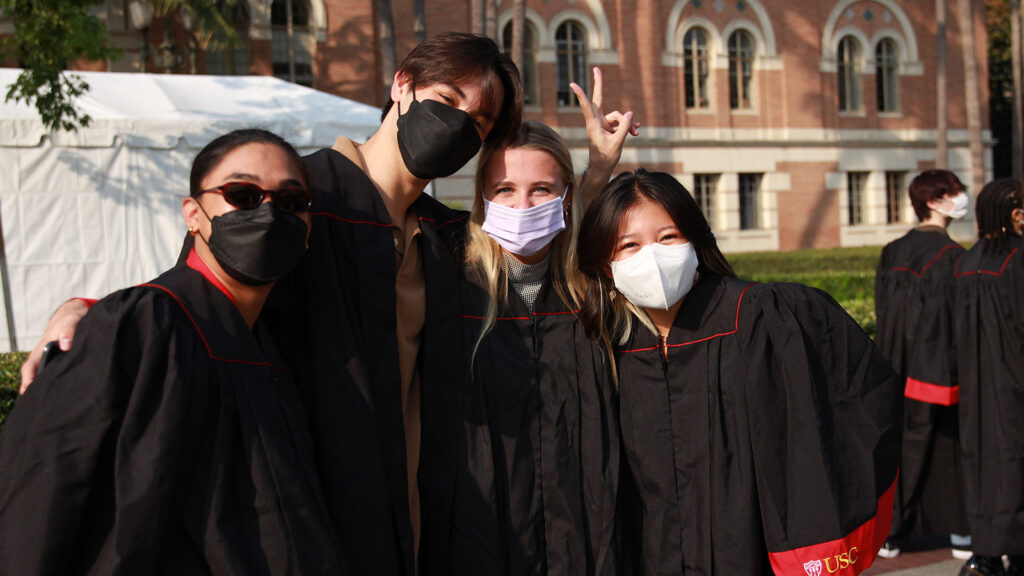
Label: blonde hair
xmin=465 ymin=121 xmax=586 ymax=358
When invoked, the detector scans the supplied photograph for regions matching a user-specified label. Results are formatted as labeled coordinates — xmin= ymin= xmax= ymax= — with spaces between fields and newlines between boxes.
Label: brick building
xmin=14 ymin=0 xmax=992 ymax=250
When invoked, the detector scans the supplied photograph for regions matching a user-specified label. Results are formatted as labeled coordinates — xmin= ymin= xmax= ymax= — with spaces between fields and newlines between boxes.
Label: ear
xmin=182 ymin=197 xmax=202 ymax=233
xmin=391 ymin=71 xmax=411 ymax=104
xmin=563 ymin=184 xmax=574 ymax=210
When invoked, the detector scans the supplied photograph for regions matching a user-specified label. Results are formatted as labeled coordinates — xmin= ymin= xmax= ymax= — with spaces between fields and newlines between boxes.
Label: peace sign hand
xmin=570 ymin=67 xmax=640 ymax=205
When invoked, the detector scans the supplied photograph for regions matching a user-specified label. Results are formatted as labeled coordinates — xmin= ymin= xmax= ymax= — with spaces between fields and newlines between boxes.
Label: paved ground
xmin=864 ymin=551 xmax=962 ymax=575
xmin=862 ymin=536 xmax=966 ymax=575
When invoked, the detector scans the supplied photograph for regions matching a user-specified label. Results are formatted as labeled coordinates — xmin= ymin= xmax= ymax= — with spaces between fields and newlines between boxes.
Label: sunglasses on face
xmin=201 ymin=181 xmax=312 ymax=214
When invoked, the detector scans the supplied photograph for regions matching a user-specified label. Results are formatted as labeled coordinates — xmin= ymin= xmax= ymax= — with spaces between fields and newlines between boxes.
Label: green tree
xmin=1 ymin=0 xmax=114 ymax=132
xmin=987 ymin=0 xmax=1022 ymax=177
xmin=2 ymin=0 xmax=241 ymax=132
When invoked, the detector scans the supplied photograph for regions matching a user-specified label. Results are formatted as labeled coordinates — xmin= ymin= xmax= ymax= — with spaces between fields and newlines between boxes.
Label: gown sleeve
xmin=740 ymin=283 xmax=902 ymax=575
xmin=0 ymin=289 xmax=202 ymax=575
xmin=904 ymin=254 xmax=962 ymax=405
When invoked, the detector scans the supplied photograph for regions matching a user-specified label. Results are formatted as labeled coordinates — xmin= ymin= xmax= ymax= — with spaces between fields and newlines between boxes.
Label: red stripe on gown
xmin=767 ymin=473 xmax=897 ymax=575
xmin=904 ymin=377 xmax=959 ymax=406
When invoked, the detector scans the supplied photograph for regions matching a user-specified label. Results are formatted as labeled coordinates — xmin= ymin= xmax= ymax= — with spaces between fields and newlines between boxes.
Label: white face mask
xmin=934 ymin=192 xmax=969 ymax=220
xmin=481 ymin=194 xmax=566 ymax=257
xmin=610 ymin=242 xmax=699 ymax=310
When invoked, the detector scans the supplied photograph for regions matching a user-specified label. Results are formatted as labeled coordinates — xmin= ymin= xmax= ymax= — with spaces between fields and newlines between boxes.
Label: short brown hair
xmin=909 ymin=169 xmax=965 ymax=221
xmin=382 ymin=32 xmax=523 ymax=146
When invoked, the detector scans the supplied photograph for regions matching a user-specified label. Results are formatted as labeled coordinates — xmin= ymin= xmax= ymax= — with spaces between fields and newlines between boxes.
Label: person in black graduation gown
xmin=952 ymin=178 xmax=1024 ymax=576
xmin=874 ymin=169 xmax=970 ymax=558
xmin=0 ymin=129 xmax=344 ymax=575
xmin=452 ymin=72 xmax=637 ymax=576
xmin=576 ymin=169 xmax=902 ymax=576
xmin=271 ymin=33 xmax=521 ymax=576
xmin=21 ymin=34 xmax=524 ymax=576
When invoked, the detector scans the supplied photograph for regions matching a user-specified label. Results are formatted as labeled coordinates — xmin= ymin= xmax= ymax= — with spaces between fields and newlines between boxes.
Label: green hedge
xmin=729 ymin=245 xmax=880 ymax=276
xmin=727 ymin=246 xmax=880 ymax=339
xmin=0 ymin=352 xmax=26 ymax=429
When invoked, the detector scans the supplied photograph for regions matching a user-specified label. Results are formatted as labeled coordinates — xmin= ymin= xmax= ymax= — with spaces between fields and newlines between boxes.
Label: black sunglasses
xmin=201 ymin=181 xmax=312 ymax=214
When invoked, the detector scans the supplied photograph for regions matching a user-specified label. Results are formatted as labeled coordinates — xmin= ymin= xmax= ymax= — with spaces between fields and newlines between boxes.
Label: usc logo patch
xmin=803 ymin=547 xmax=859 ymax=575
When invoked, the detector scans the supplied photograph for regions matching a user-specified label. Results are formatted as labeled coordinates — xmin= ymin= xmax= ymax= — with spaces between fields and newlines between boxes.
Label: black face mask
xmin=396 ymin=96 xmax=483 ymax=180
xmin=200 ymin=202 xmax=309 ymax=286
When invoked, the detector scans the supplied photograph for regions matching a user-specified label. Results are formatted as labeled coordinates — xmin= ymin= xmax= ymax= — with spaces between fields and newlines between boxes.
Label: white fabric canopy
xmin=0 ymin=69 xmax=382 ymax=351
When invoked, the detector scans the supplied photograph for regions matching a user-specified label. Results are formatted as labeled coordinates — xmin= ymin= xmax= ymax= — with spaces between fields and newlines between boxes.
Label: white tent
xmin=0 ymin=69 xmax=382 ymax=351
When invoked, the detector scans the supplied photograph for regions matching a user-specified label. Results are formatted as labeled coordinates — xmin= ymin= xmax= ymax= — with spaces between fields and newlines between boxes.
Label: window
xmin=693 ymin=174 xmax=718 ymax=228
xmin=876 ymin=39 xmax=899 ymax=112
xmin=503 ymin=22 xmax=539 ymax=106
xmin=272 ymin=0 xmax=313 ymax=86
xmin=847 ymin=172 xmax=868 ymax=225
xmin=205 ymin=2 xmax=250 ymax=75
xmin=728 ymin=31 xmax=754 ymax=110
xmin=739 ymin=173 xmax=761 ymax=230
xmin=885 ymin=171 xmax=905 ymax=224
xmin=838 ymin=36 xmax=861 ymax=112
xmin=684 ymin=28 xmax=710 ymax=109
xmin=556 ymin=21 xmax=587 ymax=106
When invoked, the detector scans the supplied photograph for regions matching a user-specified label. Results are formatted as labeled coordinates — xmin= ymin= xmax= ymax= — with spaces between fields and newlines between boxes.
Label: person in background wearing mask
xmin=0 ymin=129 xmax=346 ymax=574
xmin=576 ymin=169 xmax=901 ymax=575
xmin=874 ymin=169 xmax=971 ymax=560
xmin=21 ymin=32 xmax=523 ymax=576
xmin=953 ymin=178 xmax=1024 ymax=576
xmin=454 ymin=69 xmax=637 ymax=575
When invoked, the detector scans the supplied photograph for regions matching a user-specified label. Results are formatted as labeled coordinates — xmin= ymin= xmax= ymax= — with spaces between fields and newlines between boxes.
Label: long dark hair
xmin=577 ymin=169 xmax=735 ymax=344
xmin=976 ymin=178 xmax=1024 ymax=253
xmin=189 ymin=128 xmax=307 ymax=197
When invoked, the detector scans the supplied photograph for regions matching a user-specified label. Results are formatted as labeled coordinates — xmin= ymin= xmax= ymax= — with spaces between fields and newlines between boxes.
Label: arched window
xmin=503 ymin=21 xmax=539 ymax=106
xmin=205 ymin=1 xmax=250 ymax=75
xmin=728 ymin=30 xmax=754 ymax=110
xmin=876 ymin=39 xmax=899 ymax=112
xmin=272 ymin=0 xmax=313 ymax=86
xmin=683 ymin=27 xmax=710 ymax=109
xmin=838 ymin=36 xmax=861 ymax=112
xmin=556 ymin=21 xmax=587 ymax=107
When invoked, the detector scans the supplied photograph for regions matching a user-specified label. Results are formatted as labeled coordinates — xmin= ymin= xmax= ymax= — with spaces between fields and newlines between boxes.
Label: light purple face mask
xmin=481 ymin=194 xmax=566 ymax=257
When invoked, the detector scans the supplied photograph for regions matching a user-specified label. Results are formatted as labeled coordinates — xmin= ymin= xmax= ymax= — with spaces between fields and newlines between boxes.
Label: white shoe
xmin=952 ymin=547 xmax=974 ymax=560
xmin=878 ymin=540 xmax=901 ymax=559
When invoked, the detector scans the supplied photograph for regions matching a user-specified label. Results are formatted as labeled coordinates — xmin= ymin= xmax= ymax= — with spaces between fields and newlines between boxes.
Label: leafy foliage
xmin=0 ymin=0 xmax=116 ymax=131
xmin=986 ymin=0 xmax=1014 ymax=177
xmin=0 ymin=0 xmax=243 ymax=132
xmin=148 ymin=0 xmax=243 ymax=53
xmin=0 ymin=352 xmax=25 ymax=429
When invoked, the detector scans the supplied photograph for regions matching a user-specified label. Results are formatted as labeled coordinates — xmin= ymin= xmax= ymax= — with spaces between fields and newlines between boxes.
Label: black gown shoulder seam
xmin=619 ymin=280 xmax=757 ymax=354
xmin=311 ymin=211 xmax=392 ymax=228
xmin=955 ymin=246 xmax=1020 ymax=278
xmin=138 ymin=282 xmax=274 ymax=369
xmin=886 ymin=243 xmax=964 ymax=277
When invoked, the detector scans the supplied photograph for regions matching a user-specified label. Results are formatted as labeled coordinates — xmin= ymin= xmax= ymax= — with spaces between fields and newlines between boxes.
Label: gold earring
xmin=188 ymin=226 xmax=195 ymax=235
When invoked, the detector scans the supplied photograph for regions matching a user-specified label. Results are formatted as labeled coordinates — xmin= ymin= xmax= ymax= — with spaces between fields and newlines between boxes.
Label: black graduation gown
xmin=262 ymin=148 xmax=466 ymax=576
xmin=616 ymin=274 xmax=901 ymax=576
xmin=0 ymin=252 xmax=342 ymax=575
xmin=953 ymin=238 xmax=1024 ymax=556
xmin=453 ymin=274 xmax=619 ymax=576
xmin=874 ymin=227 xmax=968 ymax=537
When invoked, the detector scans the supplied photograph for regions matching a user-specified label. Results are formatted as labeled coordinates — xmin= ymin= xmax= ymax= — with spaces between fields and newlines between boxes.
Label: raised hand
xmin=570 ymin=67 xmax=640 ymax=205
